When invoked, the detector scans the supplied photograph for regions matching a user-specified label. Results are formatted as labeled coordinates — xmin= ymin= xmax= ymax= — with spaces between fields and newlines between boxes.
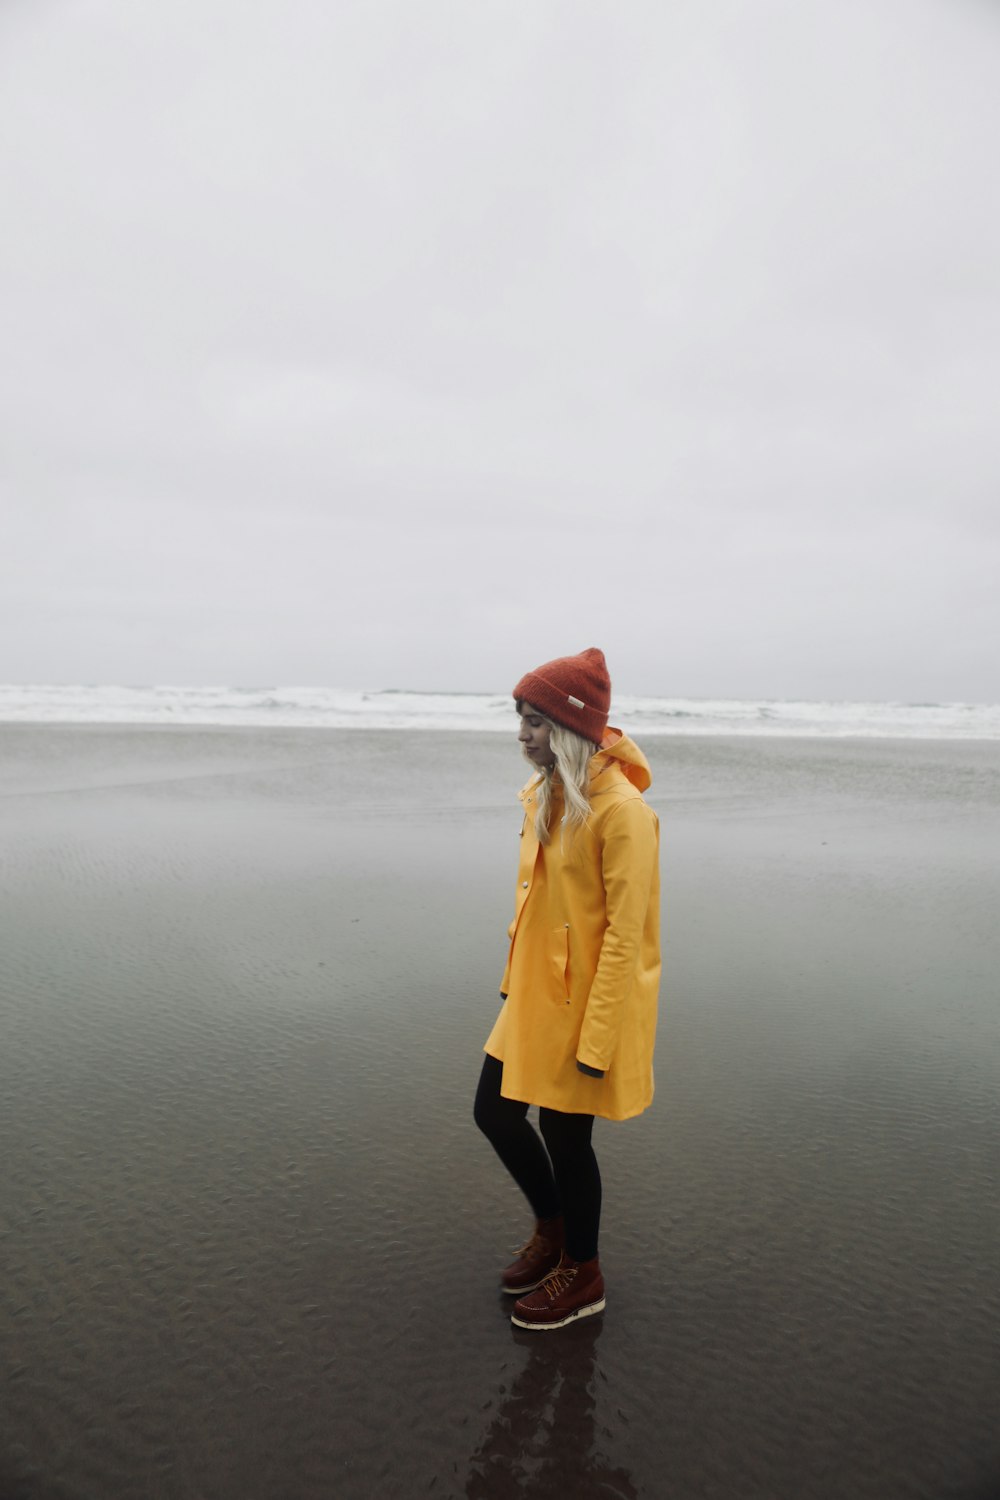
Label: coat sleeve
xmin=576 ymin=797 xmax=658 ymax=1072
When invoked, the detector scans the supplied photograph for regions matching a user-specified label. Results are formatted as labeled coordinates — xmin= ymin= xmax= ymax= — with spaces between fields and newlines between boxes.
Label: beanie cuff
xmin=513 ymin=669 xmax=607 ymax=744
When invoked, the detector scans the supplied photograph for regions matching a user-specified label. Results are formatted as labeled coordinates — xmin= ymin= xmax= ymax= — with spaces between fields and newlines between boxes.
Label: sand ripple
xmin=2 ymin=727 xmax=1000 ymax=1498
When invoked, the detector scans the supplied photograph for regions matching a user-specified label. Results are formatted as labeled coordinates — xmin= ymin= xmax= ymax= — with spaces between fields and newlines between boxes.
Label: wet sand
xmin=2 ymin=724 xmax=1000 ymax=1500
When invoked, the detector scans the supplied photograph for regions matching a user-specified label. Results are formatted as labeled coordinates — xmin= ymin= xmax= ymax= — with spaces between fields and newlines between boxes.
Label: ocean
xmin=0 ymin=682 xmax=997 ymax=738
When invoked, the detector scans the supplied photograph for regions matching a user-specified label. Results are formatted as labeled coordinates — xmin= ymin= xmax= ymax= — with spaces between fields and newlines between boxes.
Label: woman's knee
xmin=473 ymin=1087 xmax=496 ymax=1136
xmin=539 ymin=1107 xmax=594 ymax=1163
xmin=474 ymin=1054 xmax=524 ymax=1139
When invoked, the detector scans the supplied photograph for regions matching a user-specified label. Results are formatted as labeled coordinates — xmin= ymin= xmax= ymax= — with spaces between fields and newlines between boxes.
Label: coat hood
xmin=591 ymin=726 xmax=652 ymax=792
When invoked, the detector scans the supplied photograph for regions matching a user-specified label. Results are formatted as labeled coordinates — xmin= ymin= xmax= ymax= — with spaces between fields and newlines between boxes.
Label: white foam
xmin=1 ymin=684 xmax=999 ymax=739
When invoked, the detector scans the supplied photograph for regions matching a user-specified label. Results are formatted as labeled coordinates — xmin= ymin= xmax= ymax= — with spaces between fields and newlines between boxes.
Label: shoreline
xmin=3 ymin=714 xmax=1000 ymax=742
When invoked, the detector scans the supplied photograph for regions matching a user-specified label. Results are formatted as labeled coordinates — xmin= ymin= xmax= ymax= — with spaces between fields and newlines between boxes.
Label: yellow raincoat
xmin=484 ymin=728 xmax=661 ymax=1121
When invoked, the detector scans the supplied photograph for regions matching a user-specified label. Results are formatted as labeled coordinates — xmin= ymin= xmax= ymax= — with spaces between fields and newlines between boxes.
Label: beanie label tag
xmin=567 ymin=695 xmax=585 ymax=709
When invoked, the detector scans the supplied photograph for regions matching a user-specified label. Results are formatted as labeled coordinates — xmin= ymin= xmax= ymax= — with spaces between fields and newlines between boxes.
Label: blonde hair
xmin=518 ymin=701 xmax=598 ymax=846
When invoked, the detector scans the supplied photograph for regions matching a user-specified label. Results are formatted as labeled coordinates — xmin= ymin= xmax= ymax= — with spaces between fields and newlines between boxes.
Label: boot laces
xmin=538 ymin=1262 xmax=577 ymax=1299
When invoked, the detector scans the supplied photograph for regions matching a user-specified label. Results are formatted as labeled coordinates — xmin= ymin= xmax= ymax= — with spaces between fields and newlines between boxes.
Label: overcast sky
xmin=2 ymin=0 xmax=998 ymax=701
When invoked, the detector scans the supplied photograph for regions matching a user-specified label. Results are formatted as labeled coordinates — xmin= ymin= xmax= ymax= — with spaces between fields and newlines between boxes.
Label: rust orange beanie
xmin=513 ymin=647 xmax=611 ymax=744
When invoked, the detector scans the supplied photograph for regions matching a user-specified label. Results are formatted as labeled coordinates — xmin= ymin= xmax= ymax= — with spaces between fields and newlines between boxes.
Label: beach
xmin=2 ymin=723 xmax=1000 ymax=1500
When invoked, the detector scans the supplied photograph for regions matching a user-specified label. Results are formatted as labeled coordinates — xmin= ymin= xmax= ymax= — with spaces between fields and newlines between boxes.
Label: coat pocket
xmin=548 ymin=925 xmax=571 ymax=1003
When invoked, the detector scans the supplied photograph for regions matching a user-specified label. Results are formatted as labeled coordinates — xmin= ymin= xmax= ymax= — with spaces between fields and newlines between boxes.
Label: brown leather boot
xmin=500 ymin=1216 xmax=565 ymax=1296
xmin=510 ymin=1251 xmax=606 ymax=1330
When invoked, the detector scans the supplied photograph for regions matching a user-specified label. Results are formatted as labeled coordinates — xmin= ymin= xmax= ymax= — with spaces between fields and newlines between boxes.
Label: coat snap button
xmin=522 ymin=880 xmax=529 ymax=888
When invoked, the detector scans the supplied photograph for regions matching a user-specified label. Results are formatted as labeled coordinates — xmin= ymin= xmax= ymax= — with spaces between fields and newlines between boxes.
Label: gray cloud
xmin=2 ymin=0 xmax=998 ymax=699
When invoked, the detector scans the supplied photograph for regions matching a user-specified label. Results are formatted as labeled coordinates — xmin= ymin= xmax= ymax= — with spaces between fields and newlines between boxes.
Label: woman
xmin=474 ymin=647 xmax=661 ymax=1331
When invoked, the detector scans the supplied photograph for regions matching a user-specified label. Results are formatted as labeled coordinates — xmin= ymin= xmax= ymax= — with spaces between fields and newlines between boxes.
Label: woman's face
xmin=517 ymin=702 xmax=556 ymax=769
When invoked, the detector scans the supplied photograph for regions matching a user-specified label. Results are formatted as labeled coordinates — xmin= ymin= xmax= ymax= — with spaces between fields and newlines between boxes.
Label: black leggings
xmin=473 ymin=1054 xmax=602 ymax=1263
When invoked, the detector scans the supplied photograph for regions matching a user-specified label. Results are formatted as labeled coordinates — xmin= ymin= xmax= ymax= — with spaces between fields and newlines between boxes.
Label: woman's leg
xmin=538 ymin=1108 xmax=602 ymax=1263
xmin=473 ymin=1055 xmax=560 ymax=1220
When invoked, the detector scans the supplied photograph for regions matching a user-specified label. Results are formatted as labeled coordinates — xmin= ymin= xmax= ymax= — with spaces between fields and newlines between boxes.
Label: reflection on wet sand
xmin=466 ymin=1316 xmax=637 ymax=1500
xmin=4 ymin=727 xmax=1000 ymax=1497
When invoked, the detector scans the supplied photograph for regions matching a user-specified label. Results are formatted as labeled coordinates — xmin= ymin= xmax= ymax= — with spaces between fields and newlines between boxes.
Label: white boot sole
xmin=510 ymin=1295 xmax=606 ymax=1331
